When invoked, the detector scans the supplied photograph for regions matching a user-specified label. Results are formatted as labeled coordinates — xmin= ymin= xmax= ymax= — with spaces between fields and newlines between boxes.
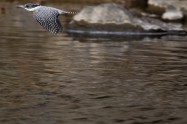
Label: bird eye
xmin=25 ymin=5 xmax=29 ymax=8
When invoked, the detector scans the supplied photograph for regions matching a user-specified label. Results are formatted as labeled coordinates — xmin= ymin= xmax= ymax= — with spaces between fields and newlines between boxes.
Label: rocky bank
xmin=66 ymin=3 xmax=186 ymax=37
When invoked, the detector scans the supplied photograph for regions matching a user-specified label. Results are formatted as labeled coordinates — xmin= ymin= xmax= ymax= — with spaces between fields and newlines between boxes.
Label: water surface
xmin=0 ymin=2 xmax=187 ymax=124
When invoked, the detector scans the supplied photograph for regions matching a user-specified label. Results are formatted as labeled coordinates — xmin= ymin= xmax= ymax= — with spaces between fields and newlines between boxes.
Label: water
xmin=0 ymin=2 xmax=187 ymax=124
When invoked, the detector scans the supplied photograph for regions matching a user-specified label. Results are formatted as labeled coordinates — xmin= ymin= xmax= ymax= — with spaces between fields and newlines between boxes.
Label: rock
xmin=73 ymin=3 xmax=133 ymax=24
xmin=148 ymin=0 xmax=187 ymax=10
xmin=73 ymin=3 xmax=183 ymax=31
xmin=162 ymin=5 xmax=183 ymax=21
xmin=136 ymin=17 xmax=182 ymax=31
xmin=148 ymin=0 xmax=187 ymax=22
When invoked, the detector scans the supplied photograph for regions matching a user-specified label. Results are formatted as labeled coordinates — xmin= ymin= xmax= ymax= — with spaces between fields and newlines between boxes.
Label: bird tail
xmin=64 ymin=11 xmax=79 ymax=14
xmin=60 ymin=10 xmax=79 ymax=15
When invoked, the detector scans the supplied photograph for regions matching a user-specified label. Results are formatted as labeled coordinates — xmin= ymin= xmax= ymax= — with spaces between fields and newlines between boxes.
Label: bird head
xmin=16 ymin=3 xmax=41 ymax=12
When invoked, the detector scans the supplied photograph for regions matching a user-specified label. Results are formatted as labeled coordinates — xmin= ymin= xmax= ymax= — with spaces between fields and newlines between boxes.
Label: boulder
xmin=148 ymin=0 xmax=185 ymax=21
xmin=72 ymin=3 xmax=183 ymax=31
xmin=162 ymin=5 xmax=183 ymax=21
xmin=148 ymin=0 xmax=187 ymax=10
xmin=73 ymin=3 xmax=133 ymax=24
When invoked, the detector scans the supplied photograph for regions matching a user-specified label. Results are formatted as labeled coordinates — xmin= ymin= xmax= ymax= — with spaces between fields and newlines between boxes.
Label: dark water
xmin=0 ymin=2 xmax=187 ymax=124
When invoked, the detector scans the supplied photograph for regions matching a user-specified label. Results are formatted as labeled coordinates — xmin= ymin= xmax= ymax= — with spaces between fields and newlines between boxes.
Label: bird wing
xmin=33 ymin=7 xmax=63 ymax=34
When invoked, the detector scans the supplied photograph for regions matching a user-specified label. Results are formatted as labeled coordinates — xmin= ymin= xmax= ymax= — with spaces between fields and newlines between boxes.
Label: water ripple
xmin=0 ymin=3 xmax=187 ymax=124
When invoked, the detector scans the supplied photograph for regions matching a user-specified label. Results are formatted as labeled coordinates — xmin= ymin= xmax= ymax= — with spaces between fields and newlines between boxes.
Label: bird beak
xmin=16 ymin=5 xmax=24 ymax=8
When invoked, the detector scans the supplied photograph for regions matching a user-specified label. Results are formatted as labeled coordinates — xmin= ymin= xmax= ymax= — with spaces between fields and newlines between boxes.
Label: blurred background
xmin=0 ymin=0 xmax=187 ymax=124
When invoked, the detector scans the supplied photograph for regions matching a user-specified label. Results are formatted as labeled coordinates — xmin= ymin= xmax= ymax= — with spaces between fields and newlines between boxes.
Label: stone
xmin=148 ymin=0 xmax=187 ymax=11
xmin=162 ymin=5 xmax=183 ymax=21
xmin=73 ymin=3 xmax=183 ymax=31
xmin=73 ymin=3 xmax=133 ymax=24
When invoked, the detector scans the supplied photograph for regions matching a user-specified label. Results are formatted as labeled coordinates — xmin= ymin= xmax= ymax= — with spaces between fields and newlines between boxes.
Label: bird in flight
xmin=17 ymin=3 xmax=77 ymax=34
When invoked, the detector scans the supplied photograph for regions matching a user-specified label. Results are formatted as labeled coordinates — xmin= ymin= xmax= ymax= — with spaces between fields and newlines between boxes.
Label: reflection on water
xmin=0 ymin=2 xmax=187 ymax=124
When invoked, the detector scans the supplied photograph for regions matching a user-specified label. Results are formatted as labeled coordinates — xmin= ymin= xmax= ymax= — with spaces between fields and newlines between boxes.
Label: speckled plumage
xmin=33 ymin=6 xmax=63 ymax=34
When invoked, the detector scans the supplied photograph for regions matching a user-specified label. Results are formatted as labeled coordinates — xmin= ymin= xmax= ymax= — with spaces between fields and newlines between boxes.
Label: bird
xmin=16 ymin=3 xmax=77 ymax=34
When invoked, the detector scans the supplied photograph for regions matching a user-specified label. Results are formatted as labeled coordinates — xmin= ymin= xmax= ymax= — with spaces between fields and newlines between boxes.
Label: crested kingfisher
xmin=17 ymin=3 xmax=77 ymax=34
